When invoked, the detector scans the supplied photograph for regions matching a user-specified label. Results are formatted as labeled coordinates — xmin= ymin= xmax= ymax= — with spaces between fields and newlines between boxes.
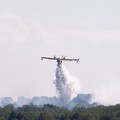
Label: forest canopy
xmin=0 ymin=104 xmax=120 ymax=120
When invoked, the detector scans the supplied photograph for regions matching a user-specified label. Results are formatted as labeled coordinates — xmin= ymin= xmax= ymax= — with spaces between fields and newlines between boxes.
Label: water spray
xmin=54 ymin=64 xmax=80 ymax=104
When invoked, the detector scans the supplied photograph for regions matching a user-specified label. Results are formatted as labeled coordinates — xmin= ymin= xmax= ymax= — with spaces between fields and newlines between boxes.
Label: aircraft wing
xmin=41 ymin=57 xmax=56 ymax=60
xmin=61 ymin=58 xmax=80 ymax=63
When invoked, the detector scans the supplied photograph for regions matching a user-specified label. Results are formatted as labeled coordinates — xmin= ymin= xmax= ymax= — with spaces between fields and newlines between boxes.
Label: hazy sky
xmin=0 ymin=0 xmax=120 ymax=104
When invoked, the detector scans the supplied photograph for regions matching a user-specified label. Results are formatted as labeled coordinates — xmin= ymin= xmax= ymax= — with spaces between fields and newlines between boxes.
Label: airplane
xmin=41 ymin=55 xmax=80 ymax=65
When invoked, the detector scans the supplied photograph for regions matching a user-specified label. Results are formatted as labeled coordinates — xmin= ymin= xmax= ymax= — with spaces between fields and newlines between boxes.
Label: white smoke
xmin=54 ymin=64 xmax=80 ymax=104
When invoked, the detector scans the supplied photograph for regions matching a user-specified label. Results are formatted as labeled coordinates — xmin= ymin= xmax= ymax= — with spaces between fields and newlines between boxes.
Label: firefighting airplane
xmin=41 ymin=55 xmax=80 ymax=65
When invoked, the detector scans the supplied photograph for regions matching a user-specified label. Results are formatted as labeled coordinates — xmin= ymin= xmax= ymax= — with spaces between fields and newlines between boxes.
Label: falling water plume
xmin=54 ymin=64 xmax=80 ymax=104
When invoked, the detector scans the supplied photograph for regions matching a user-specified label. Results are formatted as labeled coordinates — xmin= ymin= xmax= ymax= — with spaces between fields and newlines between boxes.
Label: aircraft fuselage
xmin=57 ymin=58 xmax=62 ymax=65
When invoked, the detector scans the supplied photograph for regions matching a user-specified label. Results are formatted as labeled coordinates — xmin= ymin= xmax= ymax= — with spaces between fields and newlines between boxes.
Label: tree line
xmin=0 ymin=104 xmax=120 ymax=120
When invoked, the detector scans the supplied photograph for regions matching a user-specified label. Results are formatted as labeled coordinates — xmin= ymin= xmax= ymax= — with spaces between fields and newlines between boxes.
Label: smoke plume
xmin=54 ymin=64 xmax=80 ymax=104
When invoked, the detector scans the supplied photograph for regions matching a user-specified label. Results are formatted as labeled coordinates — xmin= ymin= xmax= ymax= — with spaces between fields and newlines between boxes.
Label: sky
xmin=0 ymin=0 xmax=120 ymax=104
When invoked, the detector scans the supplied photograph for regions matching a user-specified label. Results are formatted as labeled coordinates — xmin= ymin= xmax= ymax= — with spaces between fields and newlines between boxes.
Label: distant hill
xmin=0 ymin=94 xmax=98 ymax=109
